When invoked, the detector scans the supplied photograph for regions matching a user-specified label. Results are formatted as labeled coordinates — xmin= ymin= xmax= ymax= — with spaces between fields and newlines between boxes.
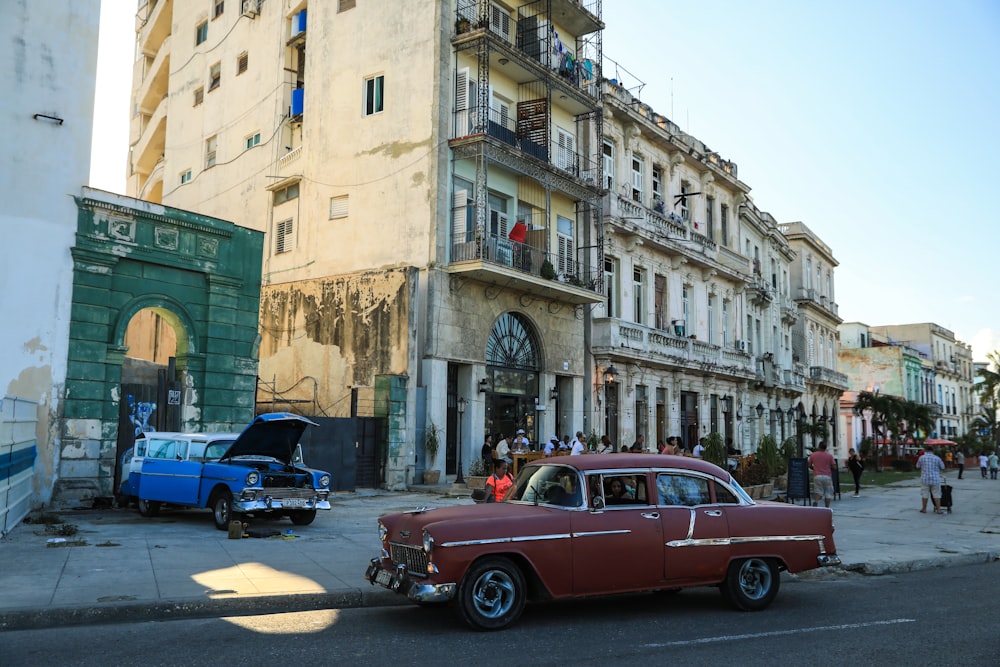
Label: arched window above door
xmin=486 ymin=312 xmax=540 ymax=370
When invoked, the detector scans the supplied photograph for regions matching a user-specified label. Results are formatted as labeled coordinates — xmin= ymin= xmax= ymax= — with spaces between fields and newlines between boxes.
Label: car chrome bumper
xmin=365 ymin=558 xmax=457 ymax=604
xmin=232 ymin=498 xmax=331 ymax=512
xmin=817 ymin=554 xmax=842 ymax=567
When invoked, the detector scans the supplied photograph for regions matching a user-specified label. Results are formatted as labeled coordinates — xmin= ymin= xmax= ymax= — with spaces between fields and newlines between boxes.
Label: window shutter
xmin=455 ymin=68 xmax=469 ymax=135
xmin=276 ymin=219 xmax=294 ymax=253
xmin=556 ymin=128 xmax=575 ymax=172
xmin=557 ymin=233 xmax=573 ymax=276
xmin=452 ymin=189 xmax=468 ymax=244
xmin=329 ymin=195 xmax=349 ymax=219
xmin=490 ymin=3 xmax=511 ymax=43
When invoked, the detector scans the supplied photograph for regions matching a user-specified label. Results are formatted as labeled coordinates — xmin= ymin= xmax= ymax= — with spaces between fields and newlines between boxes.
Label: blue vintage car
xmin=126 ymin=413 xmax=332 ymax=530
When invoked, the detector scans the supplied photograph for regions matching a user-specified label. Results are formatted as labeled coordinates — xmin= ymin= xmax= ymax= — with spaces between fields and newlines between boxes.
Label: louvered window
xmin=489 ymin=3 xmax=512 ymax=43
xmin=237 ymin=51 xmax=248 ymax=75
xmin=329 ymin=195 xmax=349 ymax=219
xmin=275 ymin=219 xmax=294 ymax=254
xmin=454 ymin=68 xmax=477 ymax=136
xmin=555 ymin=127 xmax=575 ymax=173
xmin=557 ymin=215 xmax=574 ymax=277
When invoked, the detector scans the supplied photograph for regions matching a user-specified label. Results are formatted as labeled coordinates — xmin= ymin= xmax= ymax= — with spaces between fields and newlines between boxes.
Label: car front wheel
xmin=722 ymin=557 xmax=780 ymax=611
xmin=457 ymin=557 xmax=526 ymax=631
xmin=137 ymin=498 xmax=160 ymax=517
xmin=289 ymin=510 xmax=316 ymax=526
xmin=211 ymin=490 xmax=234 ymax=531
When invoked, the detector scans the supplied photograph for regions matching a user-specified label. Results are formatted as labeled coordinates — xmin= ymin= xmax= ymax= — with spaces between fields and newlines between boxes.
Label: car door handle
xmin=640 ymin=512 xmax=660 ymax=519
xmin=703 ymin=510 xmax=723 ymax=517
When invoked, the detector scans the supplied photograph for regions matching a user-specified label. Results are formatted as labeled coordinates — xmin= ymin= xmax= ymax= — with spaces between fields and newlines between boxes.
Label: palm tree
xmin=853 ymin=390 xmax=904 ymax=470
xmin=976 ymin=350 xmax=1000 ymax=446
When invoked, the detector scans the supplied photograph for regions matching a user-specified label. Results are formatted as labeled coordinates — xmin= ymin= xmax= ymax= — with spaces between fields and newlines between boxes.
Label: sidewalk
xmin=1 ymin=477 xmax=998 ymax=631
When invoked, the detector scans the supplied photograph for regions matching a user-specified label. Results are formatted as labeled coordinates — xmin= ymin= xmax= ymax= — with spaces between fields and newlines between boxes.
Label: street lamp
xmin=455 ymin=397 xmax=467 ymax=484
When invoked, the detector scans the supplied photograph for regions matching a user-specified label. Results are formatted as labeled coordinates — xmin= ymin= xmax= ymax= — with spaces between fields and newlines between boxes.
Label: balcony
xmin=606 ymin=194 xmax=729 ymax=267
xmin=137 ymin=0 xmax=172 ymax=57
xmin=592 ymin=319 xmax=755 ymax=377
xmin=453 ymin=0 xmax=602 ymax=108
xmin=451 ymin=105 xmax=599 ymax=193
xmin=449 ymin=232 xmax=602 ymax=305
xmin=794 ymin=286 xmax=840 ymax=317
xmin=783 ymin=367 xmax=807 ymax=391
xmin=780 ymin=296 xmax=799 ymax=325
xmin=749 ymin=279 xmax=774 ymax=307
xmin=132 ymin=95 xmax=167 ymax=177
xmin=809 ymin=366 xmax=849 ymax=390
xmin=137 ymin=36 xmax=171 ymax=117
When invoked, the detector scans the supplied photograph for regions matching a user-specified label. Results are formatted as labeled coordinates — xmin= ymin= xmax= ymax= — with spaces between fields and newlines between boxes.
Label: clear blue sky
xmin=89 ymin=1 xmax=999 ymax=360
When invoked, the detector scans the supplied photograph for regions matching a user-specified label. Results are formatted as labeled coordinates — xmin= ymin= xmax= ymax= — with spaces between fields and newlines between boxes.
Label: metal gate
xmin=298 ymin=417 xmax=384 ymax=491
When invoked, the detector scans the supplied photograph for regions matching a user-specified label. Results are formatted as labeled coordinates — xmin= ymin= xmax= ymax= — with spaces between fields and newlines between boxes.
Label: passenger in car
xmin=606 ymin=477 xmax=633 ymax=503
xmin=549 ymin=474 xmax=582 ymax=506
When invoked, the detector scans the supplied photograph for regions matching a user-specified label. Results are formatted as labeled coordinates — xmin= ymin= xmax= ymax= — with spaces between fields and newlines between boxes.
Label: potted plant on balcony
xmin=423 ymin=422 xmax=441 ymax=485
xmin=455 ymin=16 xmax=471 ymax=34
xmin=541 ymin=258 xmax=557 ymax=280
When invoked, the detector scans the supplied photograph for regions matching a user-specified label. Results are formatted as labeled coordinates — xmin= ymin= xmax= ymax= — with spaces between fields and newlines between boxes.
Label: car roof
xmin=529 ymin=454 xmax=731 ymax=480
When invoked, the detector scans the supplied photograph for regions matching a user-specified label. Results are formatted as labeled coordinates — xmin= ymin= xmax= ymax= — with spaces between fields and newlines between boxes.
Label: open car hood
xmin=220 ymin=413 xmax=319 ymax=464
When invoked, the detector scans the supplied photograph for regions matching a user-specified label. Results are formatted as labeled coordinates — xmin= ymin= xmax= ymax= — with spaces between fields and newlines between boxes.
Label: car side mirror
xmin=591 ymin=496 xmax=605 ymax=511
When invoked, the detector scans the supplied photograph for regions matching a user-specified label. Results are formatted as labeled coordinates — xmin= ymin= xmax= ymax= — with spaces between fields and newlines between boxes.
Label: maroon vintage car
xmin=365 ymin=454 xmax=840 ymax=630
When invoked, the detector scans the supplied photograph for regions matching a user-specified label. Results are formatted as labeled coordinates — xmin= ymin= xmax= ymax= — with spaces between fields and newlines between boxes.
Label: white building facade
xmin=0 ymin=1 xmax=101 ymax=529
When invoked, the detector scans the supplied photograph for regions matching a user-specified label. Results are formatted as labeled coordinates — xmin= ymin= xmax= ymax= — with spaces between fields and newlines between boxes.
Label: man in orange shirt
xmin=808 ymin=441 xmax=836 ymax=508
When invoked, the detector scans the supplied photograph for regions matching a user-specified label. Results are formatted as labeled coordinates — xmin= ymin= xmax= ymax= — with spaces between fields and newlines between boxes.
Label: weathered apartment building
xmin=597 ymin=85 xmax=847 ymax=456
xmin=839 ymin=321 xmax=976 ymax=445
xmin=126 ymin=0 xmax=849 ymax=485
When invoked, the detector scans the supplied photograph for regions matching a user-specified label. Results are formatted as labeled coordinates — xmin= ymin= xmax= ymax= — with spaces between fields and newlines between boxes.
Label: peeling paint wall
xmin=258 ymin=267 xmax=417 ymax=415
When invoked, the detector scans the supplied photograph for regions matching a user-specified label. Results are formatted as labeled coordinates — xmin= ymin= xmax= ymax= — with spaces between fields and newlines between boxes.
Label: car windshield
xmin=509 ymin=464 xmax=583 ymax=507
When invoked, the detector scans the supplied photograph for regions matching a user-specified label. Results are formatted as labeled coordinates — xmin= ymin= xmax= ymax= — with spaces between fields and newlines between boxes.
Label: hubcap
xmin=471 ymin=569 xmax=516 ymax=619
xmin=738 ymin=559 xmax=772 ymax=600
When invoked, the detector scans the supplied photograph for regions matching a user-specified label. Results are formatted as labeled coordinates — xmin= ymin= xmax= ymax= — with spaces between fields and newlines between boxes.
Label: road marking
xmin=644 ymin=618 xmax=916 ymax=647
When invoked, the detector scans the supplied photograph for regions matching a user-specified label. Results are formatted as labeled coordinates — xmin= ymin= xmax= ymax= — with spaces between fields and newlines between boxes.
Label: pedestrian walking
xmin=989 ymin=453 xmax=999 ymax=480
xmin=979 ymin=453 xmax=989 ymax=478
xmin=917 ymin=444 xmax=946 ymax=514
xmin=808 ymin=441 xmax=836 ymax=508
xmin=955 ymin=450 xmax=965 ymax=479
xmin=847 ymin=448 xmax=865 ymax=497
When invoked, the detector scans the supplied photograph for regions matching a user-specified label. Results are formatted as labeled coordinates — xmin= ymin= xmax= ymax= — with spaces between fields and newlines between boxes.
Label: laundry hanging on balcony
xmin=508 ymin=221 xmax=527 ymax=244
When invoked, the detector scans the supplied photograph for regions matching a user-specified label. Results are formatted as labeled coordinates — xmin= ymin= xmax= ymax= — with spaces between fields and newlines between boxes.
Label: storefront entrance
xmin=483 ymin=313 xmax=541 ymax=447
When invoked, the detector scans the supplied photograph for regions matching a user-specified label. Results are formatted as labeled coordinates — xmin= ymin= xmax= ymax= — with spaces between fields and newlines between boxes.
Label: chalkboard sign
xmin=831 ymin=459 xmax=841 ymax=499
xmin=787 ymin=457 xmax=810 ymax=502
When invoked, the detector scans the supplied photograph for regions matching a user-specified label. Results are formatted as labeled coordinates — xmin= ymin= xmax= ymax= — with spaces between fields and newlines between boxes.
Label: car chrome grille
xmin=267 ymin=488 xmax=318 ymax=499
xmin=389 ymin=543 xmax=428 ymax=577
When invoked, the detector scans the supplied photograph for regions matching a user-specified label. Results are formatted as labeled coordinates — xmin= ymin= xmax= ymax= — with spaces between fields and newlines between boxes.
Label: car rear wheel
xmin=722 ymin=557 xmax=780 ymax=611
xmin=211 ymin=490 xmax=234 ymax=531
xmin=457 ymin=557 xmax=526 ymax=631
xmin=137 ymin=498 xmax=160 ymax=517
xmin=289 ymin=510 xmax=316 ymax=526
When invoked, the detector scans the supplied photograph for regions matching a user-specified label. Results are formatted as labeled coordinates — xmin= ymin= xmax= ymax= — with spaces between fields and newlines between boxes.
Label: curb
xmin=0 ymin=586 xmax=407 ymax=633
xmin=841 ymin=551 xmax=1000 ymax=576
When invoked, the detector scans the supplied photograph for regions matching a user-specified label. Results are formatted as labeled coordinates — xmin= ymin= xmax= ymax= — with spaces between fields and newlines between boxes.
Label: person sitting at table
xmin=512 ymin=429 xmax=530 ymax=452
xmin=597 ymin=434 xmax=615 ymax=454
xmin=480 ymin=434 xmax=495 ymax=473
xmin=559 ymin=435 xmax=571 ymax=451
xmin=543 ymin=436 xmax=558 ymax=456
xmin=495 ymin=432 xmax=512 ymax=463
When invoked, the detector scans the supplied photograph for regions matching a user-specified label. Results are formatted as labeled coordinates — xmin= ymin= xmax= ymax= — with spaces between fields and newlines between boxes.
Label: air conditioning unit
xmin=242 ymin=0 xmax=259 ymax=18
xmin=737 ymin=339 xmax=747 ymax=351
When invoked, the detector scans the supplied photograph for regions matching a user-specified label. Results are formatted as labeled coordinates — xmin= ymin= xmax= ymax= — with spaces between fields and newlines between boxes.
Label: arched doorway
xmin=484 ymin=313 xmax=542 ymax=447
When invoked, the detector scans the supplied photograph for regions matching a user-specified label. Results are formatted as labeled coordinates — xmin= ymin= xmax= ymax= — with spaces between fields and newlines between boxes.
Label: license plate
xmin=375 ymin=569 xmax=394 ymax=587
xmin=282 ymin=498 xmax=307 ymax=508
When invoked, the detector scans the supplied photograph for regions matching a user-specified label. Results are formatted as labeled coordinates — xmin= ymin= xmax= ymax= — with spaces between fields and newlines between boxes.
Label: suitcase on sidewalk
xmin=940 ymin=484 xmax=953 ymax=514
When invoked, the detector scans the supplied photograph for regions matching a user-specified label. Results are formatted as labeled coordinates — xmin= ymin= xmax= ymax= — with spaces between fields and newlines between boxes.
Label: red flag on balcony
xmin=509 ymin=221 xmax=527 ymax=243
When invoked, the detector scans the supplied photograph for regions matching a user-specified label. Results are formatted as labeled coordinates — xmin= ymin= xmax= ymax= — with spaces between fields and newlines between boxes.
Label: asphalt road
xmin=3 ymin=562 xmax=997 ymax=666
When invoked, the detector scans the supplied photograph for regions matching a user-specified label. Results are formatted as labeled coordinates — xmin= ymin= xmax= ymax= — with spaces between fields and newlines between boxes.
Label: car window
xmin=596 ymin=473 xmax=650 ymax=506
xmin=147 ymin=438 xmax=183 ymax=460
xmin=656 ymin=473 xmax=710 ymax=506
xmin=713 ymin=481 xmax=740 ymax=504
xmin=204 ymin=441 xmax=233 ymax=460
xmin=510 ymin=464 xmax=583 ymax=507
xmin=134 ymin=439 xmax=147 ymax=457
xmin=188 ymin=441 xmax=207 ymax=462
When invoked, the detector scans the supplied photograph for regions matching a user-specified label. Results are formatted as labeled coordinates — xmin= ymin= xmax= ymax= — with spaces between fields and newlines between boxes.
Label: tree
xmin=975 ymin=351 xmax=1000 ymax=447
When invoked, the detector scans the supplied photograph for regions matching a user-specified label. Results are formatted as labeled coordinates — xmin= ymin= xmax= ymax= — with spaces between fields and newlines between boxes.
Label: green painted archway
xmin=58 ymin=191 xmax=264 ymax=501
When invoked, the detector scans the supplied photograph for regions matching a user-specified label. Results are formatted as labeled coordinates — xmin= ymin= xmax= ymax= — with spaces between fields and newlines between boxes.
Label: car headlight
xmin=422 ymin=529 xmax=434 ymax=556
xmin=378 ymin=520 xmax=387 ymax=542
xmin=319 ymin=474 xmax=331 ymax=488
xmin=245 ymin=471 xmax=260 ymax=486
